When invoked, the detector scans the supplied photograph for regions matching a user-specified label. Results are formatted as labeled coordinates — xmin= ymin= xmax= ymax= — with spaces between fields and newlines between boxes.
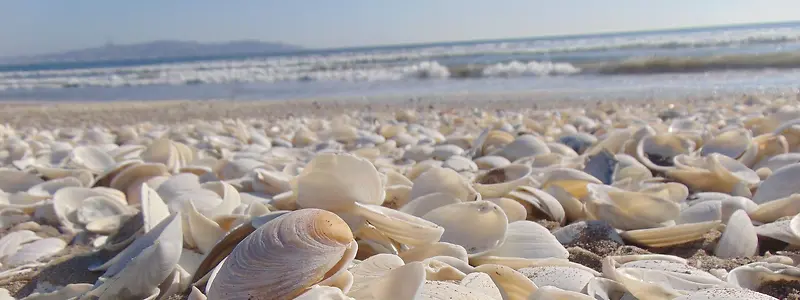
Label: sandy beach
xmin=1 ymin=91 xmax=800 ymax=300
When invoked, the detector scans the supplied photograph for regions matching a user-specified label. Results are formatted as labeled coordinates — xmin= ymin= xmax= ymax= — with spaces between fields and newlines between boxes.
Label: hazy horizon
xmin=2 ymin=0 xmax=800 ymax=57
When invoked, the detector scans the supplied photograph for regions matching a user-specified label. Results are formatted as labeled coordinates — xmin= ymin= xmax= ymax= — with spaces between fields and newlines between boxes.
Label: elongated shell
xmin=208 ymin=209 xmax=357 ymax=300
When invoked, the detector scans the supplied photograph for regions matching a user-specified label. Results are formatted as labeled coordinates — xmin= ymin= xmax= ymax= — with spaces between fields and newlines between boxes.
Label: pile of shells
xmin=0 ymin=97 xmax=800 ymax=299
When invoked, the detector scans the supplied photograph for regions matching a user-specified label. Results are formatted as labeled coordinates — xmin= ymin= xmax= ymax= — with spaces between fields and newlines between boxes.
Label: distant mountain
xmin=0 ymin=40 xmax=303 ymax=65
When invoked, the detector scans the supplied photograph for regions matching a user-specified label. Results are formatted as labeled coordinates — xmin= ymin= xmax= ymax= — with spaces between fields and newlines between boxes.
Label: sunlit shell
xmin=208 ymin=209 xmax=357 ymax=300
xmin=422 ymin=201 xmax=508 ymax=256
xmin=473 ymin=164 xmax=535 ymax=199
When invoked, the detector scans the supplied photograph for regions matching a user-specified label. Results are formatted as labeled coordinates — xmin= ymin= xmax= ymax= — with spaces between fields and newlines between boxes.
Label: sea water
xmin=3 ymin=22 xmax=800 ymax=101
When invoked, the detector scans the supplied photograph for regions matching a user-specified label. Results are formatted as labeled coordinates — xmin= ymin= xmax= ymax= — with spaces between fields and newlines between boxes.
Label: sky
xmin=1 ymin=0 xmax=799 ymax=56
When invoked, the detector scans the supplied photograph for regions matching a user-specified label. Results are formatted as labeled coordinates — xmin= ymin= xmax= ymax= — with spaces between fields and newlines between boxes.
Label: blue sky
xmin=1 ymin=0 xmax=799 ymax=56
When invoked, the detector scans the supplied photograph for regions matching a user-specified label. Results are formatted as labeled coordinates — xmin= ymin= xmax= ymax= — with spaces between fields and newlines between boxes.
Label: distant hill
xmin=0 ymin=40 xmax=303 ymax=65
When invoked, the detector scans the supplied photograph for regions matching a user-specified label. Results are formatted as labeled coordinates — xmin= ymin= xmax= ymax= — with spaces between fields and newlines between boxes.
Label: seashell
xmin=674 ymin=287 xmax=778 ymax=300
xmin=474 ymin=155 xmax=511 ymax=170
xmin=252 ymin=168 xmax=293 ymax=195
xmin=585 ymin=277 xmax=631 ymax=300
xmin=668 ymin=153 xmax=759 ymax=196
xmin=716 ymin=210 xmax=757 ymax=259
xmin=21 ymin=283 xmax=94 ymax=300
xmin=0 ymin=230 xmax=41 ymax=261
xmin=459 ymin=272 xmax=503 ymax=300
xmin=602 ymin=254 xmax=726 ymax=299
xmin=480 ymin=220 xmax=568 ymax=260
xmin=752 ymin=153 xmax=800 ymax=172
xmin=473 ymin=164 xmax=535 ymax=199
xmin=506 ymin=186 xmax=566 ymax=224
xmin=700 ymin=128 xmax=751 ymax=158
xmin=399 ymin=192 xmax=461 ymax=217
xmin=409 ymin=167 xmax=479 ymax=202
xmin=0 ymin=169 xmax=44 ymax=193
xmin=109 ymin=162 xmax=169 ymax=195
xmin=484 ymin=197 xmax=527 ymax=223
xmin=422 ymin=201 xmax=508 ymax=256
xmin=636 ymin=133 xmax=695 ymax=171
xmin=53 ymin=187 xmax=122 ymax=233
xmin=353 ymin=203 xmax=444 ymax=246
xmin=474 ymin=264 xmax=537 ymax=299
xmin=559 ymin=132 xmax=598 ymax=154
xmin=348 ymin=257 xmax=426 ymax=300
xmin=432 ymin=144 xmax=464 ymax=160
xmin=749 ymin=194 xmax=800 ymax=223
xmin=620 ymin=221 xmax=722 ymax=248
xmin=67 ymin=145 xmax=117 ymax=174
xmin=755 ymin=213 xmax=800 ymax=246
xmin=207 ymin=209 xmax=357 ymax=300
xmin=404 ymin=145 xmax=434 ymax=162
xmin=752 ymin=163 xmax=800 ymax=204
xmin=295 ymin=153 xmax=385 ymax=211
xmin=727 ymin=262 xmax=800 ymax=292
xmin=584 ymin=184 xmax=681 ymax=230
xmin=420 ymin=256 xmax=467 ymax=281
xmin=442 ymin=155 xmax=478 ymax=172
xmin=529 ymin=286 xmax=595 ymax=299
xmin=420 ymin=280 xmax=498 ymax=300
xmin=398 ymin=242 xmax=469 ymax=263
xmin=739 ymin=133 xmax=789 ymax=168
xmin=494 ymin=134 xmax=550 ymax=162
xmin=382 ymin=185 xmax=412 ymax=209
xmin=26 ymin=176 xmax=84 ymax=199
xmin=4 ymin=237 xmax=66 ymax=267
xmin=75 ymin=195 xmax=132 ymax=225
xmin=84 ymin=212 xmax=182 ymax=300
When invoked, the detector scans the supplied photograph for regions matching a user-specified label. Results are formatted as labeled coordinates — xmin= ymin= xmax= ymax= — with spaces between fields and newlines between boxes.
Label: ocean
xmin=3 ymin=22 xmax=800 ymax=102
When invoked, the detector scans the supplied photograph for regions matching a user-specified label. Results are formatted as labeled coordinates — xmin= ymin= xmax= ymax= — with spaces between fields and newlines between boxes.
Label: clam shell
xmin=0 ymin=230 xmax=41 ymax=262
xmin=484 ymin=197 xmax=527 ymax=223
xmin=398 ymin=242 xmax=469 ymax=263
xmin=348 ymin=257 xmax=426 ymax=300
xmin=208 ymin=209 xmax=357 ymax=300
xmin=507 ymin=186 xmax=566 ymax=224
xmin=0 ymin=169 xmax=44 ymax=193
xmin=459 ymin=272 xmax=503 ymax=300
xmin=700 ymin=128 xmax=751 ymax=158
xmin=85 ymin=212 xmax=182 ymax=300
xmin=752 ymin=163 xmax=800 ymax=204
xmin=409 ymin=167 xmax=479 ymax=202
xmin=727 ymin=262 xmax=800 ymax=291
xmin=755 ymin=213 xmax=800 ymax=246
xmin=4 ymin=237 xmax=65 ymax=268
xmin=715 ymin=210 xmax=758 ymax=258
xmin=584 ymin=184 xmax=680 ymax=230
xmin=422 ymin=201 xmax=508 ymax=256
xmin=636 ymin=133 xmax=695 ymax=171
xmin=474 ymin=264 xmax=537 ymax=300
xmin=473 ymin=164 xmax=535 ymax=199
xmin=620 ymin=221 xmax=722 ymax=248
xmin=495 ymin=134 xmax=550 ymax=161
xmin=480 ymin=220 xmax=568 ymax=260
xmin=295 ymin=153 xmax=385 ymax=211
xmin=420 ymin=280 xmax=498 ymax=300
xmin=399 ymin=192 xmax=461 ymax=217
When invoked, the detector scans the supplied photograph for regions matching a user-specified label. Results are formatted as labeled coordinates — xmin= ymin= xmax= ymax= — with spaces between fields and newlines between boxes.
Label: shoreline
xmin=0 ymin=90 xmax=794 ymax=129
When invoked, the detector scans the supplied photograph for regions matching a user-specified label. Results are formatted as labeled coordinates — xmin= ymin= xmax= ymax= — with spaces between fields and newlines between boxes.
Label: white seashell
xmin=399 ymin=192 xmax=461 ymax=217
xmin=85 ymin=212 xmax=182 ymax=300
xmin=252 ymin=168 xmax=293 ymax=195
xmin=473 ymin=164 xmax=535 ymax=199
xmin=347 ymin=254 xmax=404 ymax=295
xmin=700 ymin=128 xmax=751 ymax=158
xmin=409 ymin=167 xmax=479 ymax=202
xmin=749 ymin=194 xmax=800 ymax=223
xmin=506 ymin=185 xmax=566 ymax=224
xmin=0 ymin=169 xmax=44 ymax=193
xmin=752 ymin=153 xmax=800 ymax=172
xmin=67 ymin=145 xmax=117 ymax=173
xmin=296 ymin=285 xmax=354 ymax=300
xmin=474 ymin=264 xmax=537 ymax=300
xmin=585 ymin=277 xmax=630 ymax=300
xmin=398 ymin=242 xmax=469 ymax=263
xmin=348 ymin=258 xmax=426 ymax=300
xmin=727 ymin=262 xmax=800 ymax=291
xmin=752 ymin=163 xmax=800 ymax=204
xmin=673 ymin=287 xmax=778 ymax=300
xmin=295 ymin=153 xmax=385 ymax=211
xmin=4 ymin=237 xmax=65 ymax=267
xmin=480 ymin=220 xmax=568 ymax=260
xmin=208 ymin=209 xmax=357 ymax=300
xmin=459 ymin=272 xmax=503 ymax=300
xmin=495 ymin=134 xmax=550 ymax=161
xmin=0 ymin=230 xmax=41 ymax=262
xmin=52 ymin=187 xmax=117 ymax=233
xmin=715 ymin=210 xmax=758 ymax=258
xmin=636 ymin=133 xmax=695 ymax=171
xmin=484 ymin=197 xmax=527 ymax=223
xmin=584 ymin=184 xmax=680 ymax=230
xmin=421 ymin=256 xmax=467 ymax=281
xmin=75 ymin=195 xmax=131 ymax=225
xmin=353 ymin=203 xmax=444 ymax=246
xmin=422 ymin=201 xmax=508 ymax=256
xmin=755 ymin=213 xmax=800 ymax=245
xmin=602 ymin=255 xmax=726 ymax=299
xmin=442 ymin=155 xmax=478 ymax=172
xmin=620 ymin=221 xmax=722 ymax=248
xmin=26 ymin=176 xmax=84 ymax=198
xmin=420 ymin=280 xmax=499 ymax=300
xmin=529 ymin=286 xmax=595 ymax=300
xmin=432 ymin=144 xmax=464 ymax=160
xmin=519 ymin=264 xmax=595 ymax=292
xmin=474 ymin=156 xmax=511 ymax=170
